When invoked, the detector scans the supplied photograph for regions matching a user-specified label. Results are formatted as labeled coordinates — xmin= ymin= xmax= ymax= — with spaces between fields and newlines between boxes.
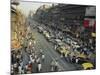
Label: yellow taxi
xmin=57 ymin=46 xmax=70 ymax=56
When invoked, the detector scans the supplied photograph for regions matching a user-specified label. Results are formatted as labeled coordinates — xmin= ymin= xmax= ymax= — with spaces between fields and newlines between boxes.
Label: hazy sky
xmin=18 ymin=1 xmax=53 ymax=16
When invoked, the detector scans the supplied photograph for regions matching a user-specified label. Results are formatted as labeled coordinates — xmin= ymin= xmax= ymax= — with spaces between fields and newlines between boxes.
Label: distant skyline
xmin=18 ymin=1 xmax=53 ymax=16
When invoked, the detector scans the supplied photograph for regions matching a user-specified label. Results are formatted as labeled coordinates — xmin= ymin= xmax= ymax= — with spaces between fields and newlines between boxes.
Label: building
xmin=11 ymin=2 xmax=27 ymax=50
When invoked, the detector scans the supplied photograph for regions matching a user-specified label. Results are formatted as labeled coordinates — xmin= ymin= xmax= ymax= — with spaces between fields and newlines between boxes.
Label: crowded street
xmin=11 ymin=0 xmax=96 ymax=75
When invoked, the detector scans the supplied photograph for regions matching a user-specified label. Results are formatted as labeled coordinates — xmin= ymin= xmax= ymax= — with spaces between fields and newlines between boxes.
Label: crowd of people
xmin=11 ymin=30 xmax=60 ymax=75
xmin=11 ymin=21 xmax=96 ymax=75
xmin=42 ymin=23 xmax=96 ymax=70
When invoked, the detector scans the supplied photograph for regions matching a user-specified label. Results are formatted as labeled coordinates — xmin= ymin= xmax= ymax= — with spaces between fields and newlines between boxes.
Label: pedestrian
xmin=51 ymin=66 xmax=54 ymax=72
xmin=11 ymin=68 xmax=14 ymax=75
xmin=30 ymin=49 xmax=33 ymax=53
xmin=54 ymin=61 xmax=58 ymax=71
xmin=32 ymin=46 xmax=35 ymax=51
xmin=28 ymin=61 xmax=32 ymax=73
xmin=75 ymin=57 xmax=79 ymax=64
xmin=11 ymin=65 xmax=14 ymax=74
xmin=30 ymin=55 xmax=33 ymax=62
xmin=21 ymin=68 xmax=25 ymax=74
xmin=33 ymin=41 xmax=36 ymax=44
xmin=50 ymin=60 xmax=55 ymax=71
xmin=31 ymin=57 xmax=35 ymax=63
xmin=70 ymin=52 xmax=74 ymax=63
xmin=42 ymin=54 xmax=45 ymax=61
xmin=37 ymin=62 xmax=42 ymax=72
xmin=24 ymin=47 xmax=27 ymax=52
xmin=32 ymin=52 xmax=35 ymax=56
xmin=60 ymin=53 xmax=63 ymax=58
xmin=65 ymin=54 xmax=70 ymax=62
xmin=35 ymin=55 xmax=37 ymax=59
xmin=16 ymin=55 xmax=20 ymax=63
xmin=24 ymin=65 xmax=28 ymax=74
xmin=18 ymin=64 xmax=22 ymax=74
xmin=54 ymin=45 xmax=57 ymax=50
xmin=20 ymin=60 xmax=23 ymax=69
xmin=36 ymin=57 xmax=40 ymax=64
xmin=13 ymin=63 xmax=18 ymax=74
xmin=72 ymin=56 xmax=76 ymax=63
xmin=40 ymin=49 xmax=43 ymax=54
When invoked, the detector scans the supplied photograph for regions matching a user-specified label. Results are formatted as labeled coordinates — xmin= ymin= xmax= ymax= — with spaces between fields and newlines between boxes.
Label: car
xmin=56 ymin=46 xmax=66 ymax=54
xmin=56 ymin=45 xmax=70 ymax=56
xmin=37 ymin=26 xmax=43 ymax=33
xmin=44 ymin=32 xmax=51 ymax=40
xmin=43 ymin=30 xmax=47 ymax=35
xmin=54 ymin=39 xmax=64 ymax=45
xmin=47 ymin=33 xmax=56 ymax=42
xmin=65 ymin=38 xmax=71 ymax=45
xmin=42 ymin=30 xmax=52 ymax=41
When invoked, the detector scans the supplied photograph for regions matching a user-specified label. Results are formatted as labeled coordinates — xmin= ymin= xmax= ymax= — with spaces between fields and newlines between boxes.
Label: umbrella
xmin=82 ymin=62 xmax=93 ymax=70
xmin=78 ymin=53 xmax=86 ymax=59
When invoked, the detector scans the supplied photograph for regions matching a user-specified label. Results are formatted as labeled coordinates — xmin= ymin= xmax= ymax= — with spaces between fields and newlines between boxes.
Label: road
xmin=21 ymin=19 xmax=82 ymax=73
xmin=31 ymin=28 xmax=79 ymax=71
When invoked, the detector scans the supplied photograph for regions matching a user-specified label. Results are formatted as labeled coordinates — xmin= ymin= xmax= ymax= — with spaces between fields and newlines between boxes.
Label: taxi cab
xmin=56 ymin=45 xmax=70 ymax=56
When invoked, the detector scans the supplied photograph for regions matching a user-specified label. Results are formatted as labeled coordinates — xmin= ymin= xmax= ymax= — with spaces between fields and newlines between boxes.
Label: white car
xmin=38 ymin=26 xmax=43 ymax=33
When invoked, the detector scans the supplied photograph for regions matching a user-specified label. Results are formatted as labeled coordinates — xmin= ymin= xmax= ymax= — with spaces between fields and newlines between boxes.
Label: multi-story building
xmin=11 ymin=3 xmax=27 ymax=50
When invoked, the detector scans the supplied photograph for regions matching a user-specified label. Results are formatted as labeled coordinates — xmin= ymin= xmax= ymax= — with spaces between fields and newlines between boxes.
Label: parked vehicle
xmin=56 ymin=45 xmax=68 ymax=56
xmin=37 ymin=26 xmax=44 ymax=33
